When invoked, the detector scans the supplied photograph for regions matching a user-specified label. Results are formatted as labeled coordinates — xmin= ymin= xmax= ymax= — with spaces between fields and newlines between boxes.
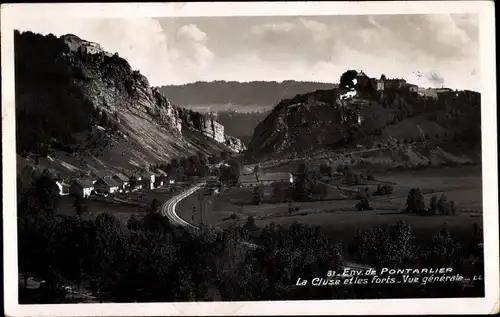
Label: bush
xmin=367 ymin=174 xmax=375 ymax=181
xmin=374 ymin=184 xmax=394 ymax=196
xmin=355 ymin=197 xmax=373 ymax=211
xmin=405 ymin=188 xmax=426 ymax=214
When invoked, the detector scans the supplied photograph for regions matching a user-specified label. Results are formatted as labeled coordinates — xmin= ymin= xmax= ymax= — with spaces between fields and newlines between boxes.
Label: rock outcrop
xmin=246 ymin=83 xmax=481 ymax=165
xmin=15 ymin=30 xmax=244 ymax=174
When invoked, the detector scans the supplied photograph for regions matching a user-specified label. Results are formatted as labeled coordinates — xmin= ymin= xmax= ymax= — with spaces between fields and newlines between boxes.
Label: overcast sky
xmin=19 ymin=14 xmax=479 ymax=91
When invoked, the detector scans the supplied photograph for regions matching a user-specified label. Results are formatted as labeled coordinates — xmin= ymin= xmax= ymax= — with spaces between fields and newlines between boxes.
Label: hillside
xmin=246 ymin=81 xmax=481 ymax=167
xmin=158 ymin=80 xmax=337 ymax=111
xmin=15 ymin=31 xmax=244 ymax=178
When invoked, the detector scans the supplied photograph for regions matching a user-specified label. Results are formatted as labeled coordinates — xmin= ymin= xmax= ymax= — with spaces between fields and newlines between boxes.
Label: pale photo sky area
xmin=18 ymin=14 xmax=479 ymax=91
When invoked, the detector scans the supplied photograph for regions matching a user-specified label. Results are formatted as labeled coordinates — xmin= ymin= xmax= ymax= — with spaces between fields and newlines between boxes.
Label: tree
xmin=127 ymin=215 xmax=141 ymax=231
xmin=171 ymin=158 xmax=179 ymax=169
xmin=129 ymin=176 xmax=137 ymax=189
xmin=244 ymin=216 xmax=258 ymax=232
xmin=450 ymin=201 xmax=456 ymax=215
xmin=429 ymin=195 xmax=438 ymax=215
xmin=34 ymin=170 xmax=60 ymax=215
xmin=150 ymin=198 xmax=161 ymax=213
xmin=319 ymin=163 xmax=332 ymax=176
xmin=355 ymin=197 xmax=373 ymax=211
xmin=340 ymin=70 xmax=358 ymax=89
xmin=422 ymin=228 xmax=461 ymax=267
xmin=344 ymin=167 xmax=356 ymax=185
xmin=350 ymin=220 xmax=418 ymax=269
xmin=253 ymin=165 xmax=261 ymax=183
xmin=438 ymin=194 xmax=450 ymax=215
xmin=405 ymin=188 xmax=426 ymax=214
xmin=297 ymin=162 xmax=308 ymax=176
xmin=252 ymin=186 xmax=264 ymax=205
xmin=100 ymin=111 xmax=109 ymax=127
xmin=221 ymin=151 xmax=230 ymax=161
xmin=74 ymin=197 xmax=89 ymax=218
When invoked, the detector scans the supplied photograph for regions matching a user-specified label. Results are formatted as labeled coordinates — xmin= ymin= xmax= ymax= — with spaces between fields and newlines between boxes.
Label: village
xmin=52 ymin=167 xmax=179 ymax=199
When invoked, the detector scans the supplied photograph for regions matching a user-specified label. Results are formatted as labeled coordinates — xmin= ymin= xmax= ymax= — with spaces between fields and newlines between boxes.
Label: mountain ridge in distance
xmin=158 ymin=80 xmax=338 ymax=110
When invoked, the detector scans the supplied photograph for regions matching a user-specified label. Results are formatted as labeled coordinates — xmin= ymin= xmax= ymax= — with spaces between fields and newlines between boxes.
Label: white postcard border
xmin=2 ymin=1 xmax=498 ymax=316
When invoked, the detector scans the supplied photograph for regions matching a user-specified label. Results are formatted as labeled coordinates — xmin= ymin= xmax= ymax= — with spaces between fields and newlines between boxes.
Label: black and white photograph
xmin=2 ymin=2 xmax=498 ymax=316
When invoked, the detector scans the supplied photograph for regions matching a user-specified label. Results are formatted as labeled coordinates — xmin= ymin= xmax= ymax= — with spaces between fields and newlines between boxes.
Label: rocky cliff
xmin=246 ymin=83 xmax=481 ymax=166
xmin=15 ymin=30 xmax=244 ymax=175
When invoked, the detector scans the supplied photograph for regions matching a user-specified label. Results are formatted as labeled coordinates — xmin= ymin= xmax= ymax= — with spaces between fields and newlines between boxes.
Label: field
xmin=188 ymin=165 xmax=483 ymax=247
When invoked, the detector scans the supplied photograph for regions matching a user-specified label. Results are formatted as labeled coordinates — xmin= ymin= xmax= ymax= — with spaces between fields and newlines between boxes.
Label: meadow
xmin=195 ymin=165 xmax=483 ymax=247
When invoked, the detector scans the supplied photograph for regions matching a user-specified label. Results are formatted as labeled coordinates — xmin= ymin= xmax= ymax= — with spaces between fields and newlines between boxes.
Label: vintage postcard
xmin=2 ymin=1 xmax=498 ymax=316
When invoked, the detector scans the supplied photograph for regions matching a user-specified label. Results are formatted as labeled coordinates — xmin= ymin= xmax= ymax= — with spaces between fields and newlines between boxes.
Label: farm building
xmin=155 ymin=168 xmax=168 ymax=177
xmin=239 ymin=172 xmax=294 ymax=188
xmin=69 ymin=179 xmax=94 ymax=198
xmin=141 ymin=172 xmax=156 ymax=190
xmin=94 ymin=177 xmax=120 ymax=195
xmin=55 ymin=180 xmax=71 ymax=196
xmin=113 ymin=173 xmax=130 ymax=189
xmin=122 ymin=171 xmax=143 ymax=189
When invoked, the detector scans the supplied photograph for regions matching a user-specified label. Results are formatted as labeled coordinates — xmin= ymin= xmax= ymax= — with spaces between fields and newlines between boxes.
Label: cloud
xmin=13 ymin=14 xmax=480 ymax=91
xmin=14 ymin=18 xmax=215 ymax=86
xmin=172 ymin=24 xmax=214 ymax=67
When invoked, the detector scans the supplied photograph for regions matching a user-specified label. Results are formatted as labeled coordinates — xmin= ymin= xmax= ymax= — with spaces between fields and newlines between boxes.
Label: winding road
xmin=160 ymin=182 xmax=205 ymax=230
xmin=159 ymin=182 xmax=259 ymax=249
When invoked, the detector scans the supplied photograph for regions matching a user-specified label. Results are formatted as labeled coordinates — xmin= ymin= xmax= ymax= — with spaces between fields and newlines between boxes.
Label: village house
xmin=355 ymin=70 xmax=371 ymax=87
xmin=122 ymin=171 xmax=143 ymax=189
xmin=55 ymin=180 xmax=71 ymax=196
xmin=377 ymin=75 xmax=407 ymax=91
xmin=112 ymin=173 xmax=130 ymax=190
xmin=94 ymin=177 xmax=120 ymax=195
xmin=418 ymin=88 xmax=439 ymax=99
xmin=89 ymin=170 xmax=114 ymax=184
xmin=69 ymin=179 xmax=94 ymax=198
xmin=239 ymin=172 xmax=294 ymax=188
xmin=141 ymin=171 xmax=156 ymax=190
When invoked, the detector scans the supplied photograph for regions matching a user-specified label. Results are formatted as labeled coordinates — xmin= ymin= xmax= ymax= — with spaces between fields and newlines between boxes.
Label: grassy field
xmin=193 ymin=165 xmax=483 ymax=247
xmin=56 ymin=196 xmax=142 ymax=224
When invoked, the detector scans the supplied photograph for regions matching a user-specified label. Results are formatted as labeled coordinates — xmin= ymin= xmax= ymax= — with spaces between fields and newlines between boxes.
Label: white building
xmin=94 ymin=177 xmax=120 ymax=195
xmin=69 ymin=179 xmax=94 ymax=198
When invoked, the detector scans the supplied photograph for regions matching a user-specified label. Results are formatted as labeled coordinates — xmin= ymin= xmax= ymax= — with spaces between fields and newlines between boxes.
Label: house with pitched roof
xmin=122 ymin=170 xmax=143 ymax=189
xmin=113 ymin=173 xmax=130 ymax=190
xmin=55 ymin=180 xmax=71 ymax=196
xmin=94 ymin=177 xmax=120 ymax=195
xmin=239 ymin=172 xmax=294 ymax=188
xmin=69 ymin=179 xmax=95 ymax=198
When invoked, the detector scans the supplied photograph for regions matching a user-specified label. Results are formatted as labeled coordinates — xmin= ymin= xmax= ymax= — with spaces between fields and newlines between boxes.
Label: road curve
xmin=160 ymin=182 xmax=205 ymax=230
xmin=159 ymin=182 xmax=260 ymax=249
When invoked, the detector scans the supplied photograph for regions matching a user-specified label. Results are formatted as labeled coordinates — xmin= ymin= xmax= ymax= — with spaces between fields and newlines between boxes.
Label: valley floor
xmin=178 ymin=165 xmax=483 ymax=248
